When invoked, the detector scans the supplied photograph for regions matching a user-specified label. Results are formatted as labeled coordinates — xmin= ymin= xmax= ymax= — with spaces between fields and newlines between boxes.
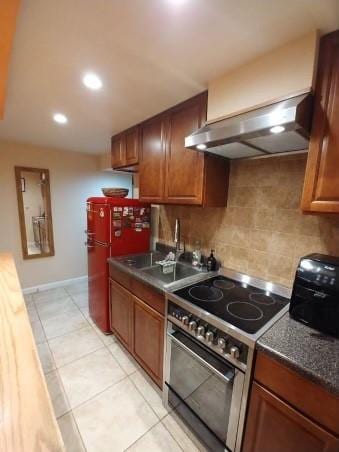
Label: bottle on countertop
xmin=192 ymin=240 xmax=202 ymax=267
xmin=207 ymin=249 xmax=217 ymax=271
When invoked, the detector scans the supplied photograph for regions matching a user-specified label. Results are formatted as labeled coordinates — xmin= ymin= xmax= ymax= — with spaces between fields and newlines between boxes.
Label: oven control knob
xmin=205 ymin=331 xmax=214 ymax=343
xmin=182 ymin=316 xmax=189 ymax=326
xmin=217 ymin=338 xmax=226 ymax=350
xmin=188 ymin=320 xmax=197 ymax=332
xmin=230 ymin=346 xmax=240 ymax=359
xmin=197 ymin=325 xmax=205 ymax=337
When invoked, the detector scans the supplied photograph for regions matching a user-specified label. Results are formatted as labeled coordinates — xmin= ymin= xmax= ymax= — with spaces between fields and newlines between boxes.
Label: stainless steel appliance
xmin=290 ymin=253 xmax=339 ymax=338
xmin=185 ymin=93 xmax=313 ymax=159
xmin=164 ymin=269 xmax=290 ymax=452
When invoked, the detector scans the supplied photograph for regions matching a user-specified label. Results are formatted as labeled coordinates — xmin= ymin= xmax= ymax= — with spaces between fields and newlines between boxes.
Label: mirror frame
xmin=14 ymin=166 xmax=55 ymax=260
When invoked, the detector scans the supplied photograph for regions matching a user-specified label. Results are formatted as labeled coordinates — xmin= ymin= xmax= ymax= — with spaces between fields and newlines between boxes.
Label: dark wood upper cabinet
xmin=125 ymin=126 xmax=139 ymax=166
xmin=164 ymin=94 xmax=206 ymax=204
xmin=139 ymin=93 xmax=229 ymax=206
xmin=301 ymin=30 xmax=339 ymax=213
xmin=138 ymin=114 xmax=167 ymax=202
xmin=111 ymin=134 xmax=125 ymax=169
xmin=111 ymin=126 xmax=139 ymax=170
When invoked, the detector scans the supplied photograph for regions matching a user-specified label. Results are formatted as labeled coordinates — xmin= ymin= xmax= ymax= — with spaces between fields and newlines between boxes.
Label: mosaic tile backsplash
xmin=158 ymin=154 xmax=339 ymax=288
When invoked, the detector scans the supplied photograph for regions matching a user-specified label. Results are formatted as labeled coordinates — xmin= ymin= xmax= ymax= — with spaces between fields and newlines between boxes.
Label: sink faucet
xmin=174 ymin=218 xmax=185 ymax=261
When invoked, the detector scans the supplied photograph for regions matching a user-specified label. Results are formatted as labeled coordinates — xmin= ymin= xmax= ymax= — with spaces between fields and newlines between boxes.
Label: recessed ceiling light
xmin=83 ymin=72 xmax=103 ymax=90
xmin=53 ymin=113 xmax=68 ymax=124
xmin=270 ymin=125 xmax=285 ymax=134
xmin=196 ymin=144 xmax=207 ymax=150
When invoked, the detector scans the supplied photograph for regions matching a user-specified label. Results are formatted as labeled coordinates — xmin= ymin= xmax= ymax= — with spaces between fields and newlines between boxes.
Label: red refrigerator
xmin=86 ymin=197 xmax=151 ymax=333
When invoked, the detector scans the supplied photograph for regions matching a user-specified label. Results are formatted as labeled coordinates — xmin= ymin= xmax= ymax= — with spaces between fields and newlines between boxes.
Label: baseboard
xmin=23 ymin=275 xmax=88 ymax=294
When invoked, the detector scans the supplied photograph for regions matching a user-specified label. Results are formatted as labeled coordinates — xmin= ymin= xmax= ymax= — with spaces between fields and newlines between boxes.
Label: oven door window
xmin=167 ymin=330 xmax=236 ymax=444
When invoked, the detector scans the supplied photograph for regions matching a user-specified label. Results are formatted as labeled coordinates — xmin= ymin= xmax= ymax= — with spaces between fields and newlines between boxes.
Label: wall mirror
xmin=15 ymin=166 xmax=55 ymax=259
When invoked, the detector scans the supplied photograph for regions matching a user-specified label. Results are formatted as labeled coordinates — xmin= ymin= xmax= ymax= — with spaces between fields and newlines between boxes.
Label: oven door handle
xmin=168 ymin=332 xmax=235 ymax=384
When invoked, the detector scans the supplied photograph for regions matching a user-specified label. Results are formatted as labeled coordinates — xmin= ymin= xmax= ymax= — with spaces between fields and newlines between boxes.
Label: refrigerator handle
xmin=96 ymin=241 xmax=110 ymax=248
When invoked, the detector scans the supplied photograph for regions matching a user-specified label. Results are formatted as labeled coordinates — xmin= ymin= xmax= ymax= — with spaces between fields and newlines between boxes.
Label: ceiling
xmin=0 ymin=0 xmax=338 ymax=155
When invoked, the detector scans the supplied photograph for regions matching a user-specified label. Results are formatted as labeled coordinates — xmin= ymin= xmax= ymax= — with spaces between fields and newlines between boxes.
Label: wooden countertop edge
xmin=0 ymin=253 xmax=64 ymax=451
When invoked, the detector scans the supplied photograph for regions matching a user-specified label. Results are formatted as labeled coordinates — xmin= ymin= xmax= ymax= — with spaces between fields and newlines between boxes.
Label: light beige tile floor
xmin=26 ymin=283 xmax=207 ymax=452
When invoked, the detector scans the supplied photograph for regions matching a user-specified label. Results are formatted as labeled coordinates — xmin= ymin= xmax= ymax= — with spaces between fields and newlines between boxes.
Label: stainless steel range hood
xmin=185 ymin=93 xmax=313 ymax=159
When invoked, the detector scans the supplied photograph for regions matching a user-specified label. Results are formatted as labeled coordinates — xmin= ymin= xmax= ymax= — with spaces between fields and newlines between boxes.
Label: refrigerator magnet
xmin=114 ymin=229 xmax=122 ymax=237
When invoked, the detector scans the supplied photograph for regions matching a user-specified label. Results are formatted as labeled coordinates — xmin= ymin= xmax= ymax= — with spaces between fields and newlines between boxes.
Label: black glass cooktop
xmin=174 ymin=276 xmax=289 ymax=334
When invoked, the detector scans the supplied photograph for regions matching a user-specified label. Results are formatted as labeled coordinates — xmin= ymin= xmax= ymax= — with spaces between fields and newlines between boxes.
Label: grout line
xmin=58 ymin=411 xmax=88 ymax=452
xmin=122 ymin=419 xmax=162 ymax=452
xmin=104 ymin=342 xmax=130 ymax=377
xmin=53 ymin=343 xmax=107 ymax=371
xmin=47 ymin=367 xmax=73 ymax=422
xmin=70 ymin=375 xmax=129 ymax=414
xmin=106 ymin=341 xmax=139 ymax=377
xmin=32 ymin=285 xmax=176 ymax=450
xmin=127 ymin=370 xmax=184 ymax=452
xmin=37 ymin=303 xmax=91 ymax=342
xmin=67 ymin=372 xmax=128 ymax=413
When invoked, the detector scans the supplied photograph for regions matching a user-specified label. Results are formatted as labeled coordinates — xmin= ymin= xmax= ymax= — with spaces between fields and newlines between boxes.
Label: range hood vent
xmin=185 ymin=93 xmax=313 ymax=159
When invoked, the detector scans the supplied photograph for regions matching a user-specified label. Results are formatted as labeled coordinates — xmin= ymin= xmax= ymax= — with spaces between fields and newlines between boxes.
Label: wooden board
xmin=0 ymin=0 xmax=21 ymax=118
xmin=0 ymin=253 xmax=64 ymax=451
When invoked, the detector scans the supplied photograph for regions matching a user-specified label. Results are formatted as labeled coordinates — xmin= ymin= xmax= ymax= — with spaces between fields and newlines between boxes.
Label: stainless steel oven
xmin=164 ymin=320 xmax=245 ymax=452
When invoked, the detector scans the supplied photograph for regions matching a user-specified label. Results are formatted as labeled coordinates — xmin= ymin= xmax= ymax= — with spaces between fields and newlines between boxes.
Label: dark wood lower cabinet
xmin=109 ymin=277 xmax=165 ymax=388
xmin=110 ymin=280 xmax=133 ymax=351
xmin=133 ymin=295 xmax=164 ymax=386
xmin=242 ymin=382 xmax=339 ymax=452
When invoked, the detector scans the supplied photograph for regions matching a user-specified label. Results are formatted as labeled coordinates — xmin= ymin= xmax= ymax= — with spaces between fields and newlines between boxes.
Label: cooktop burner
xmin=226 ymin=301 xmax=263 ymax=321
xmin=213 ymin=279 xmax=235 ymax=290
xmin=189 ymin=285 xmax=223 ymax=302
xmin=174 ymin=276 xmax=289 ymax=334
xmin=249 ymin=292 xmax=275 ymax=305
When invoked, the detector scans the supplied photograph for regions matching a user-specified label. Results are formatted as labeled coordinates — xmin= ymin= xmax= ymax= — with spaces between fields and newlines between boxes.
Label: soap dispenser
xmin=207 ymin=249 xmax=217 ymax=271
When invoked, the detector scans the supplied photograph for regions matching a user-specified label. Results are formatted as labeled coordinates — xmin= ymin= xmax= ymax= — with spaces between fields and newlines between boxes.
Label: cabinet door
xmin=301 ymin=31 xmax=339 ymax=213
xmin=165 ymin=93 xmax=207 ymax=204
xmin=242 ymin=382 xmax=339 ymax=452
xmin=139 ymin=114 xmax=167 ymax=202
xmin=132 ymin=295 xmax=164 ymax=387
xmin=110 ymin=280 xmax=133 ymax=351
xmin=111 ymin=134 xmax=125 ymax=169
xmin=125 ymin=127 xmax=139 ymax=166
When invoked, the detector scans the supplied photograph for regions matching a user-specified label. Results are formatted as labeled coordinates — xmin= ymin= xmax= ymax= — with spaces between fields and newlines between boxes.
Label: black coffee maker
xmin=290 ymin=253 xmax=339 ymax=338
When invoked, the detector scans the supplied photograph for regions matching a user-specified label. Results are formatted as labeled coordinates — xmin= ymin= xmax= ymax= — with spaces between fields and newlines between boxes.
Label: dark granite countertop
xmin=257 ymin=312 xmax=339 ymax=396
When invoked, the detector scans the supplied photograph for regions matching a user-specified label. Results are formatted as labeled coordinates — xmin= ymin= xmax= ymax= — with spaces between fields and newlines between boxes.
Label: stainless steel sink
xmin=141 ymin=262 xmax=201 ymax=285
xmin=117 ymin=252 xmax=165 ymax=269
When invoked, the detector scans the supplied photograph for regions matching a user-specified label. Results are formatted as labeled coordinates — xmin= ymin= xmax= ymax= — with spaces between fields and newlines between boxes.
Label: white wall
xmin=0 ymin=140 xmax=132 ymax=289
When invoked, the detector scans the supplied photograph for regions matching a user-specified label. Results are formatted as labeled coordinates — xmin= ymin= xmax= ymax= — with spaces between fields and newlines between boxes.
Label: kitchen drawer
xmin=255 ymin=351 xmax=339 ymax=435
